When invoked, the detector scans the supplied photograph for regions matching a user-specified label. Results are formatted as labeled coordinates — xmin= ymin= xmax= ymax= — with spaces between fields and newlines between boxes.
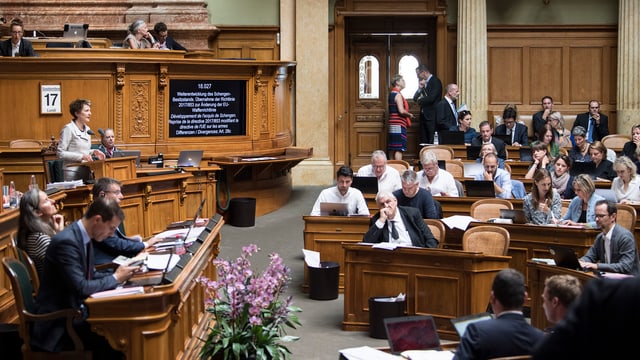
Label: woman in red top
xmin=387 ymin=74 xmax=414 ymax=160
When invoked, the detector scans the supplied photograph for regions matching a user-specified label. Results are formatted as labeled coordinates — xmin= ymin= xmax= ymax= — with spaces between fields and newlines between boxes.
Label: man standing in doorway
xmin=413 ymin=65 xmax=442 ymax=145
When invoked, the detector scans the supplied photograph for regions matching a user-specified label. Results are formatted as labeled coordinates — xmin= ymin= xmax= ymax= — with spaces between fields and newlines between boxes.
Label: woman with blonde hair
xmin=387 ymin=74 xmax=414 ymax=160
xmin=548 ymin=111 xmax=572 ymax=148
xmin=589 ymin=141 xmax=615 ymax=181
xmin=559 ymin=174 xmax=604 ymax=228
xmin=523 ymin=168 xmax=562 ymax=224
xmin=611 ymin=156 xmax=640 ymax=203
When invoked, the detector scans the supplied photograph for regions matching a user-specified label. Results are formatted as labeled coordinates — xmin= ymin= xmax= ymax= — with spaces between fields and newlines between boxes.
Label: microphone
xmin=97 ymin=128 xmax=105 ymax=137
xmin=87 ymin=129 xmax=95 ymax=136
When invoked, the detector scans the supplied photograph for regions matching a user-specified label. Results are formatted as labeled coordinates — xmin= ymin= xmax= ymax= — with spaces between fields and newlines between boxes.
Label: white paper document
xmin=302 ymin=249 xmax=321 ymax=268
xmin=401 ymin=349 xmax=455 ymax=360
xmin=90 ymin=286 xmax=144 ymax=298
xmin=146 ymin=253 xmax=181 ymax=271
xmin=339 ymin=346 xmax=400 ymax=360
xmin=440 ymin=215 xmax=476 ymax=230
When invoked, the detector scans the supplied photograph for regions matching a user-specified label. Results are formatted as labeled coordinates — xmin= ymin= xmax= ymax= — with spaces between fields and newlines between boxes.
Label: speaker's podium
xmin=73 ymin=156 xmax=138 ymax=181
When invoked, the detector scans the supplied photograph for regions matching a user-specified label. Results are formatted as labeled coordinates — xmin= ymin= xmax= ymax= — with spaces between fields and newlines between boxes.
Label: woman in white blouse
xmin=57 ymin=99 xmax=105 ymax=171
xmin=611 ymin=155 xmax=640 ymax=203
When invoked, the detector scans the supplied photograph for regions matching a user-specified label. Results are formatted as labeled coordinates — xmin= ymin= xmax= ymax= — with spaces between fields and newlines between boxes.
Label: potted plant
xmin=197 ymin=244 xmax=302 ymax=359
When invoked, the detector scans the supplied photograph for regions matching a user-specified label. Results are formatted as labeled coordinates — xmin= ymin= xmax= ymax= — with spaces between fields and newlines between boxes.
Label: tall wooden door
xmin=346 ymin=17 xmax=435 ymax=170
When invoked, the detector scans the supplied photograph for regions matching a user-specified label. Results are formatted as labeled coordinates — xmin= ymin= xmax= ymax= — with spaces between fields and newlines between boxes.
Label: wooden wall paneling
xmin=488 ymin=47 xmax=523 ymax=104
xmin=529 ymin=47 xmax=563 ymax=105
xmin=208 ymin=26 xmax=280 ymax=60
xmin=569 ymin=47 xmax=603 ymax=103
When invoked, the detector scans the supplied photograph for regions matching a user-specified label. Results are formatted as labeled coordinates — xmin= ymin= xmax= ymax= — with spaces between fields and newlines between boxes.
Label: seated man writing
xmin=362 ymin=191 xmax=438 ymax=248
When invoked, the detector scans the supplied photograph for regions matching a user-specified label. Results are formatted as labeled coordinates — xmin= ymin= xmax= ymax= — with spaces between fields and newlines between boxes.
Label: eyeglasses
xmin=103 ymin=189 xmax=122 ymax=195
xmin=594 ymin=214 xmax=608 ymax=218
xmin=11 ymin=31 xmax=23 ymax=35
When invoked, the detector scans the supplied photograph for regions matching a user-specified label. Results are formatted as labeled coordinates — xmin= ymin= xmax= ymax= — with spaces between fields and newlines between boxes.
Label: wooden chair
xmin=424 ymin=219 xmax=446 ymax=248
xmin=9 ymin=139 xmax=43 ymax=148
xmin=1 ymin=258 xmax=92 ymax=360
xmin=421 ymin=145 xmax=454 ymax=160
xmin=616 ymin=203 xmax=637 ymax=233
xmin=387 ymin=159 xmax=411 ymax=174
xmin=9 ymin=233 xmax=40 ymax=293
xmin=470 ymin=198 xmax=513 ymax=222
xmin=445 ymin=159 xmax=464 ymax=177
xmin=462 ymin=225 xmax=510 ymax=256
xmin=602 ymin=134 xmax=631 ymax=151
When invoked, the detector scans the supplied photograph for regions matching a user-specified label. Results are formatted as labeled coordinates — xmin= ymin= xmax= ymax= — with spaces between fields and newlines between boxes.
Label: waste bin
xmin=0 ymin=323 xmax=22 ymax=359
xmin=228 ymin=197 xmax=256 ymax=227
xmin=308 ymin=261 xmax=340 ymax=300
xmin=369 ymin=296 xmax=406 ymax=339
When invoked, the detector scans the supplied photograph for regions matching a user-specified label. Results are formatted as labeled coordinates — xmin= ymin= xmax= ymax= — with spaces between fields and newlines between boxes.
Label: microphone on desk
xmin=87 ymin=129 xmax=95 ymax=136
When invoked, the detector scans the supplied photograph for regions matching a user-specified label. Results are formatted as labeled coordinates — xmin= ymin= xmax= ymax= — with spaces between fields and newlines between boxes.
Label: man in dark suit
xmin=572 ymin=100 xmax=609 ymax=143
xmin=153 ymin=22 xmax=187 ymax=51
xmin=579 ymin=199 xmax=640 ymax=275
xmin=453 ymin=269 xmax=544 ymax=359
xmin=0 ymin=19 xmax=36 ymax=57
xmin=495 ymin=106 xmax=529 ymax=146
xmin=363 ymin=191 xmax=438 ymax=248
xmin=435 ymin=83 xmax=460 ymax=132
xmin=32 ymin=198 xmax=138 ymax=357
xmin=533 ymin=275 xmax=640 ymax=359
xmin=413 ymin=65 xmax=442 ymax=144
xmin=532 ymin=95 xmax=553 ymax=141
xmin=471 ymin=120 xmax=507 ymax=160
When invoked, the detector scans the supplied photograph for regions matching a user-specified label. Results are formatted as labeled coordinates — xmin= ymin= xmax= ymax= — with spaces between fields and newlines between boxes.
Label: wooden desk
xmin=527 ymin=261 xmax=595 ymax=330
xmin=74 ymin=156 xmax=138 ymax=181
xmin=302 ymin=215 xmax=370 ymax=293
xmin=85 ymin=217 xmax=223 ymax=360
xmin=0 ymin=148 xmax=47 ymax=191
xmin=2 ymin=37 xmax=113 ymax=49
xmin=342 ymin=243 xmax=510 ymax=340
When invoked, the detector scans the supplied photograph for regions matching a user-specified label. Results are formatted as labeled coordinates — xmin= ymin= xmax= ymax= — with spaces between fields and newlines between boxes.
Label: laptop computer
xmin=351 ymin=176 xmax=378 ymax=194
xmin=466 ymin=145 xmax=482 ymax=160
xmin=384 ymin=315 xmax=442 ymax=354
xmin=450 ymin=312 xmax=493 ymax=337
xmin=548 ymin=245 xmax=582 ymax=271
xmin=499 ymin=209 xmax=527 ymax=224
xmin=177 ymin=150 xmax=204 ymax=167
xmin=319 ymin=202 xmax=349 ymax=216
xmin=113 ymin=150 xmax=141 ymax=167
xmin=570 ymin=161 xmax=596 ymax=177
xmin=437 ymin=159 xmax=446 ymax=170
xmin=63 ymin=23 xmax=89 ymax=38
xmin=438 ymin=130 xmax=465 ymax=145
xmin=519 ymin=147 xmax=533 ymax=162
xmin=493 ymin=134 xmax=512 ymax=146
xmin=464 ymin=180 xmax=495 ymax=197
xmin=166 ymin=198 xmax=206 ymax=229
xmin=463 ymin=162 xmax=484 ymax=178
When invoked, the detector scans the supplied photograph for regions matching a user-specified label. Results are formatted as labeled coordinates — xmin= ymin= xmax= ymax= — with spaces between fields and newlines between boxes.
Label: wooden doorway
xmin=346 ymin=16 xmax=437 ymax=170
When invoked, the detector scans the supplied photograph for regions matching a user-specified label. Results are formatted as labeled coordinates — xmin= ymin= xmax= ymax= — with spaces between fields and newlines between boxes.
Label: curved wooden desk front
xmin=342 ymin=243 xmax=511 ymax=340
xmin=85 ymin=219 xmax=223 ymax=360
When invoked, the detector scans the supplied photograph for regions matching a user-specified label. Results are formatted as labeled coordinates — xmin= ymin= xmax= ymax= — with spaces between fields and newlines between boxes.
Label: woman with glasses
xmin=548 ymin=111 xmax=572 ymax=148
xmin=17 ymin=188 xmax=65 ymax=277
xmin=451 ymin=109 xmax=477 ymax=145
xmin=0 ymin=18 xmax=35 ymax=57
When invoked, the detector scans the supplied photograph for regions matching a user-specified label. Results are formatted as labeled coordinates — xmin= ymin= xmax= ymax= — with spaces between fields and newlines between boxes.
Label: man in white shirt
xmin=310 ymin=165 xmax=369 ymax=216
xmin=416 ymin=150 xmax=459 ymax=197
xmin=356 ymin=150 xmax=401 ymax=193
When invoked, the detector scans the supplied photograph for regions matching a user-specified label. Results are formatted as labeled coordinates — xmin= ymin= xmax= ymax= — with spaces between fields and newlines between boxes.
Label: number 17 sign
xmin=40 ymin=83 xmax=62 ymax=114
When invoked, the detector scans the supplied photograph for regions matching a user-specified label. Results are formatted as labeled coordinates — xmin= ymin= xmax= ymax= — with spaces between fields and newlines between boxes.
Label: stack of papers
xmin=90 ymin=286 xmax=144 ymax=298
xmin=46 ymin=180 xmax=83 ymax=190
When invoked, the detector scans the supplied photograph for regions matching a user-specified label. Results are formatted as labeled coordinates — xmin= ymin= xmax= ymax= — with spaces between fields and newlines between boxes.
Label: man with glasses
xmin=91 ymin=177 xmax=161 ymax=267
xmin=417 ymin=150 xmax=459 ymax=197
xmin=495 ymin=106 xmax=529 ymax=146
xmin=356 ymin=150 xmax=402 ymax=193
xmin=0 ymin=18 xmax=35 ymax=57
xmin=573 ymin=100 xmax=609 ymax=143
xmin=579 ymin=199 xmax=640 ymax=275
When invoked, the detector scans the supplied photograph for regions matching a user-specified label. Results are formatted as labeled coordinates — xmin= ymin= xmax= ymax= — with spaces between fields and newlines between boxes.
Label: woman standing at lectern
xmin=57 ymin=98 xmax=105 ymax=170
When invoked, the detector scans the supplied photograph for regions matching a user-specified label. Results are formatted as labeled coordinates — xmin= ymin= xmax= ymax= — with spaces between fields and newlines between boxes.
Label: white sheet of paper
xmin=441 ymin=215 xmax=476 ymax=230
xmin=339 ymin=346 xmax=400 ymax=360
xmin=146 ymin=253 xmax=181 ymax=271
xmin=302 ymin=249 xmax=321 ymax=268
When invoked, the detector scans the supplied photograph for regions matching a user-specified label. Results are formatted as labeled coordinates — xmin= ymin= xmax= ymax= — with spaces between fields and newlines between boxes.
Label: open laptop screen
xmin=450 ymin=312 xmax=493 ymax=337
xmin=384 ymin=315 xmax=442 ymax=354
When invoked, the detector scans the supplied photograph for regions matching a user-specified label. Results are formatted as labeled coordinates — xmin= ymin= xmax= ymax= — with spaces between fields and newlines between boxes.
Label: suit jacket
xmin=413 ymin=75 xmax=442 ymax=121
xmin=32 ymin=221 xmax=119 ymax=352
xmin=532 ymin=110 xmax=547 ymax=140
xmin=580 ymin=224 xmax=640 ymax=275
xmin=93 ymin=228 xmax=145 ymax=266
xmin=163 ymin=36 xmax=187 ymax=51
xmin=573 ymin=112 xmax=609 ymax=142
xmin=0 ymin=38 xmax=36 ymax=57
xmin=471 ymin=136 xmax=508 ymax=160
xmin=435 ymin=96 xmax=457 ymax=131
xmin=453 ymin=312 xmax=544 ymax=360
xmin=363 ymin=206 xmax=438 ymax=248
xmin=495 ymin=123 xmax=529 ymax=146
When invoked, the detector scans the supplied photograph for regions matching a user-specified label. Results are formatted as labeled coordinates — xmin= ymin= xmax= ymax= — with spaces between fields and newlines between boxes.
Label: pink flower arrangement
xmin=197 ymin=244 xmax=301 ymax=360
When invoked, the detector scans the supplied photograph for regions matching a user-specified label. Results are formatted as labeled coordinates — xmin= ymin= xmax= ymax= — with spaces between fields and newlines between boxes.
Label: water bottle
xmin=174 ymin=234 xmax=186 ymax=255
xmin=434 ymin=131 xmax=439 ymax=145
xmin=29 ymin=175 xmax=38 ymax=190
xmin=9 ymin=181 xmax=17 ymax=208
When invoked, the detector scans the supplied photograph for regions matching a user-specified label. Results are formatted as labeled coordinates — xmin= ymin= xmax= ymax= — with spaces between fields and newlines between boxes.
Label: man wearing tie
xmin=413 ymin=65 xmax=442 ymax=145
xmin=362 ymin=191 xmax=438 ymax=248
xmin=495 ymin=106 xmax=529 ymax=146
xmin=435 ymin=83 xmax=460 ymax=131
xmin=573 ymin=100 xmax=609 ymax=143
xmin=32 ymin=198 xmax=139 ymax=358
xmin=579 ymin=199 xmax=640 ymax=275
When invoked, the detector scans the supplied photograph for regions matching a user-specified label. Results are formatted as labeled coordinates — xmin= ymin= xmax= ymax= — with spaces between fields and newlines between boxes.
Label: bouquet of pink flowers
xmin=197 ymin=244 xmax=301 ymax=360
